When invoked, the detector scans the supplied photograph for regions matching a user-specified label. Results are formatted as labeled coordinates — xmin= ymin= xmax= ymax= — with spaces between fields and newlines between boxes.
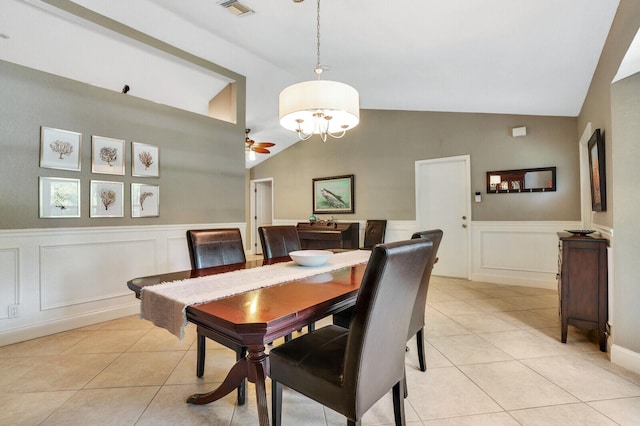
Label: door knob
xmin=462 ymin=224 xmax=467 ymax=228
xmin=462 ymin=216 xmax=467 ymax=220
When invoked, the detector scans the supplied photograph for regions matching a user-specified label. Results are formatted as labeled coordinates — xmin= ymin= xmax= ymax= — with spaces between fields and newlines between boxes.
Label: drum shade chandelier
xmin=279 ymin=0 xmax=360 ymax=142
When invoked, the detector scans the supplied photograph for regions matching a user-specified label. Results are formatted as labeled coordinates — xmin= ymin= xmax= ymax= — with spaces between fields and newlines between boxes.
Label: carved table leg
xmin=186 ymin=345 xmax=271 ymax=426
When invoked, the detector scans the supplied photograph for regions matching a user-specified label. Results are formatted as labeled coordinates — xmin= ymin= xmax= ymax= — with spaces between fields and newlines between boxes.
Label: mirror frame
xmin=486 ymin=167 xmax=556 ymax=193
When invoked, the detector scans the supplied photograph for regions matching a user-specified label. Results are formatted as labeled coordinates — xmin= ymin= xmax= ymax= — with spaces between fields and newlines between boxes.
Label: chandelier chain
xmin=315 ymin=0 xmax=321 ymax=75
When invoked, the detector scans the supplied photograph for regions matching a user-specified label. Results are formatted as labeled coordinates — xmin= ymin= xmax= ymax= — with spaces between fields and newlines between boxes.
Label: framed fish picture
xmin=312 ymin=174 xmax=354 ymax=214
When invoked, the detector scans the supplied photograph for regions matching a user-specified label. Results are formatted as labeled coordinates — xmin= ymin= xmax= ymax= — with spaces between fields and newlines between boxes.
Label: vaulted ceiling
xmin=0 ymin=0 xmax=622 ymax=167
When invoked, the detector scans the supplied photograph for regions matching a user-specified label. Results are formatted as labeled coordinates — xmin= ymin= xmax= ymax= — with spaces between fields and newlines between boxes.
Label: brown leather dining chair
xmin=186 ymin=228 xmax=248 ymax=404
xmin=257 ymin=225 xmax=301 ymax=259
xmin=332 ymin=229 xmax=443 ymax=374
xmin=258 ymin=225 xmax=313 ymax=338
xmin=270 ymin=238 xmax=435 ymax=426
xmin=361 ymin=219 xmax=387 ymax=249
xmin=407 ymin=229 xmax=443 ymax=372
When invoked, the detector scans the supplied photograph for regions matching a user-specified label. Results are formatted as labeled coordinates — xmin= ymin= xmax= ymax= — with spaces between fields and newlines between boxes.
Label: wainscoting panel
xmin=0 ymin=222 xmax=245 ymax=346
xmin=39 ymin=239 xmax=157 ymax=310
xmin=471 ymin=221 xmax=582 ymax=288
xmin=0 ymin=248 xmax=19 ymax=320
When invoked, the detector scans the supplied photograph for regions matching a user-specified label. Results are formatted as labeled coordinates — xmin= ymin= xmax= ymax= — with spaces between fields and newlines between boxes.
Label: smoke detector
xmin=218 ymin=0 xmax=254 ymax=16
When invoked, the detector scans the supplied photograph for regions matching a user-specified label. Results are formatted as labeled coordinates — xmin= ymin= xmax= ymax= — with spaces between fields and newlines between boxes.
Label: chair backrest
xmin=258 ymin=226 xmax=302 ymax=259
xmin=408 ymin=229 xmax=443 ymax=337
xmin=186 ymin=228 xmax=246 ymax=269
xmin=343 ymin=239 xmax=434 ymax=417
xmin=362 ymin=220 xmax=387 ymax=249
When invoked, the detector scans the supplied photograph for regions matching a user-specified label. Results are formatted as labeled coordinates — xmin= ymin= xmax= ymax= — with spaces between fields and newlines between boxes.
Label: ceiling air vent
xmin=218 ymin=0 xmax=254 ymax=16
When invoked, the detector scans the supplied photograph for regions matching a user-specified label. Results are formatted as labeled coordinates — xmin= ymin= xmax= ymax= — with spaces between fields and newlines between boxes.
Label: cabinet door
xmin=563 ymin=241 xmax=601 ymax=322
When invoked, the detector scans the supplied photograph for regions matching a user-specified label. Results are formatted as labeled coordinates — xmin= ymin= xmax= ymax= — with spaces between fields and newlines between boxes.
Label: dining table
xmin=127 ymin=251 xmax=369 ymax=426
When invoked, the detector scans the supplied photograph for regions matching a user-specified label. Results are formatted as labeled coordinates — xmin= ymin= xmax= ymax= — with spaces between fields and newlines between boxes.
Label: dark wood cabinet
xmin=557 ymin=233 xmax=608 ymax=351
xmin=296 ymin=222 xmax=359 ymax=250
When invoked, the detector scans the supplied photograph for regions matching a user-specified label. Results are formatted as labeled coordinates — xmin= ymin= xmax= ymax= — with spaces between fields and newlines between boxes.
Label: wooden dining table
xmin=127 ymin=255 xmax=366 ymax=426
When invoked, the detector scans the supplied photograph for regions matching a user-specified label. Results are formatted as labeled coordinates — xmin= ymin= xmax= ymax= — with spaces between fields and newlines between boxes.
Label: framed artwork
xmin=131 ymin=142 xmax=159 ymax=177
xmin=131 ymin=183 xmax=159 ymax=217
xmin=588 ymin=129 xmax=606 ymax=212
xmin=40 ymin=126 xmax=82 ymax=171
xmin=90 ymin=180 xmax=124 ymax=218
xmin=312 ymin=174 xmax=355 ymax=214
xmin=39 ymin=177 xmax=81 ymax=218
xmin=92 ymin=136 xmax=125 ymax=175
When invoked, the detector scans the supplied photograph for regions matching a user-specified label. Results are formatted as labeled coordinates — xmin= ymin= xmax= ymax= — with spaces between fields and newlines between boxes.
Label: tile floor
xmin=1 ymin=276 xmax=639 ymax=425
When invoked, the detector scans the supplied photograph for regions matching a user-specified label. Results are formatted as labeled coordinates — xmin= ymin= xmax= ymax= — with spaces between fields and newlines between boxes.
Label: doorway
xmin=250 ymin=178 xmax=273 ymax=255
xmin=415 ymin=155 xmax=471 ymax=278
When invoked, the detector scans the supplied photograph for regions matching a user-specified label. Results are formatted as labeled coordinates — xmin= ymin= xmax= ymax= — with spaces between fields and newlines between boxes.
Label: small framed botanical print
xmin=92 ymin=136 xmax=125 ymax=175
xmin=40 ymin=126 xmax=82 ymax=171
xmin=39 ymin=177 xmax=81 ymax=218
xmin=132 ymin=142 xmax=159 ymax=177
xmin=90 ymin=180 xmax=124 ymax=218
xmin=131 ymin=183 xmax=159 ymax=217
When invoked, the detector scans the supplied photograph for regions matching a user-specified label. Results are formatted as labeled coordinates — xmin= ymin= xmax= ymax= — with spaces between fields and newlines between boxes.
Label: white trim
xmin=611 ymin=344 xmax=640 ymax=375
xmin=249 ymin=177 xmax=274 ymax=255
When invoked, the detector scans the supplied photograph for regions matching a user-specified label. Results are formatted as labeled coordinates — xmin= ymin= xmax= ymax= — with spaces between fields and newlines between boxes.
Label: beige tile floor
xmin=1 ymin=275 xmax=640 ymax=425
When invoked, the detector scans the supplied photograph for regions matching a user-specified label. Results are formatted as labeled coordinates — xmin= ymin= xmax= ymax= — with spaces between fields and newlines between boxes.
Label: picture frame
xmin=312 ymin=174 xmax=355 ymax=214
xmin=39 ymin=177 xmax=81 ymax=218
xmin=131 ymin=183 xmax=159 ymax=217
xmin=90 ymin=180 xmax=124 ymax=218
xmin=40 ymin=126 xmax=82 ymax=171
xmin=588 ymin=129 xmax=606 ymax=212
xmin=131 ymin=142 xmax=159 ymax=177
xmin=92 ymin=136 xmax=125 ymax=175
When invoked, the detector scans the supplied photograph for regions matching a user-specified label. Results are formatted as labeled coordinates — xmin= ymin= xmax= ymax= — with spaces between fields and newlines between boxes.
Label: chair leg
xmin=196 ymin=332 xmax=206 ymax=378
xmin=236 ymin=346 xmax=247 ymax=405
xmin=272 ymin=380 xmax=283 ymax=426
xmin=403 ymin=366 xmax=408 ymax=399
xmin=392 ymin=381 xmax=406 ymax=426
xmin=347 ymin=420 xmax=361 ymax=426
xmin=284 ymin=333 xmax=292 ymax=343
xmin=308 ymin=322 xmax=315 ymax=332
xmin=416 ymin=328 xmax=426 ymax=372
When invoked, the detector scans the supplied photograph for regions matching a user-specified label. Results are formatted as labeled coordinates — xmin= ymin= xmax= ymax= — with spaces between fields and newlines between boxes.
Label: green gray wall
xmin=250 ymin=109 xmax=579 ymax=222
xmin=611 ymin=72 xmax=640 ymax=354
xmin=0 ymin=60 xmax=246 ymax=229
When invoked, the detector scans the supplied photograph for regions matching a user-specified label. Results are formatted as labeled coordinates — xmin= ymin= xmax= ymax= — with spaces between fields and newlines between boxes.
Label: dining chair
xmin=270 ymin=238 xmax=435 ymax=426
xmin=332 ymin=229 xmax=443 ymax=374
xmin=258 ymin=225 xmax=313 ymax=339
xmin=257 ymin=225 xmax=301 ymax=259
xmin=407 ymin=229 xmax=443 ymax=372
xmin=186 ymin=228 xmax=248 ymax=404
xmin=361 ymin=219 xmax=387 ymax=249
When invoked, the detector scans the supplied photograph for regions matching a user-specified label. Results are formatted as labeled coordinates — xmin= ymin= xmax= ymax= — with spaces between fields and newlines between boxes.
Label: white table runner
xmin=140 ymin=250 xmax=371 ymax=339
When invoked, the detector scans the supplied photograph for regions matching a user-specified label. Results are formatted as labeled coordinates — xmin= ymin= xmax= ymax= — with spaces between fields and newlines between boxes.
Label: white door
xmin=415 ymin=155 xmax=471 ymax=278
xmin=251 ymin=179 xmax=273 ymax=255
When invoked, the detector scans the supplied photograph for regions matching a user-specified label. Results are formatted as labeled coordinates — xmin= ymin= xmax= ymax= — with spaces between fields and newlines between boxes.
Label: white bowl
xmin=289 ymin=250 xmax=333 ymax=267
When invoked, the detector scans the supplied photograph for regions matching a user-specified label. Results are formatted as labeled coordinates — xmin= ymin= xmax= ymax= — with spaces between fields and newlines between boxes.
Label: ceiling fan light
xmin=279 ymin=80 xmax=360 ymax=136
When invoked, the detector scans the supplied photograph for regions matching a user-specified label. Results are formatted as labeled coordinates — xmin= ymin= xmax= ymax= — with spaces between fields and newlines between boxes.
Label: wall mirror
xmin=486 ymin=167 xmax=556 ymax=193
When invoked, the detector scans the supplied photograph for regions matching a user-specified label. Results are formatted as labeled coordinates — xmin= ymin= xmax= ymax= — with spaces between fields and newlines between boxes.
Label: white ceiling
xmin=0 ymin=0 xmax=624 ymax=167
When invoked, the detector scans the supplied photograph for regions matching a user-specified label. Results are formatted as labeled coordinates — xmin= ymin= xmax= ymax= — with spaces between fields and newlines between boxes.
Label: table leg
xmin=186 ymin=345 xmax=270 ymax=426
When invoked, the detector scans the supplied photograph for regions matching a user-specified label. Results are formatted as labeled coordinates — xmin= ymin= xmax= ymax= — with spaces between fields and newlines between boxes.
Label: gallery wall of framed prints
xmin=38 ymin=125 xmax=160 ymax=219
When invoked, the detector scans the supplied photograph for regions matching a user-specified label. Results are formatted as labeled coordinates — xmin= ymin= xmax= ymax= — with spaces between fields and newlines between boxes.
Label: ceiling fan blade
xmin=245 ymin=138 xmax=255 ymax=146
xmin=254 ymin=142 xmax=275 ymax=148
xmin=252 ymin=147 xmax=271 ymax=154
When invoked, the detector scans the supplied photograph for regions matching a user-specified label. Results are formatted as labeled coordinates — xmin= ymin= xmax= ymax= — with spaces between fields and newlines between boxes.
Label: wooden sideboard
xmin=296 ymin=222 xmax=359 ymax=250
xmin=557 ymin=232 xmax=608 ymax=352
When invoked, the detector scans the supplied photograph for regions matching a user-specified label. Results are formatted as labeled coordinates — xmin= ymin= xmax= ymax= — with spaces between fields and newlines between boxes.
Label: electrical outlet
xmin=8 ymin=304 xmax=19 ymax=318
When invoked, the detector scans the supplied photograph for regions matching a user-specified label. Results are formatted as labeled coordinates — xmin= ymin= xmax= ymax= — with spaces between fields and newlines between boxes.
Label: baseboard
xmin=0 ymin=302 xmax=140 ymax=347
xmin=610 ymin=344 xmax=640 ymax=375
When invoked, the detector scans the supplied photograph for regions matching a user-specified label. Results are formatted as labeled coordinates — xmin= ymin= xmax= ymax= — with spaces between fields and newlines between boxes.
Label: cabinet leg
xmin=561 ymin=321 xmax=568 ymax=344
xmin=599 ymin=331 xmax=607 ymax=352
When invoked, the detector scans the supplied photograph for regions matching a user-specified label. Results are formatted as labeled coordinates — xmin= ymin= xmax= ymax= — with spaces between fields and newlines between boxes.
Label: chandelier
xmin=279 ymin=0 xmax=360 ymax=142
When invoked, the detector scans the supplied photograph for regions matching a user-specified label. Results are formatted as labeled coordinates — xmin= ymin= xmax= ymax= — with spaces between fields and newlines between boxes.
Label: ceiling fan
xmin=245 ymin=129 xmax=275 ymax=158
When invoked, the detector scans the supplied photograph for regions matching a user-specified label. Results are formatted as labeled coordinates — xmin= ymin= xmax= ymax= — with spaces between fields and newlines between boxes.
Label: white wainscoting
xmin=0 ymin=223 xmax=246 ymax=346
xmin=471 ymin=221 xmax=582 ymax=289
